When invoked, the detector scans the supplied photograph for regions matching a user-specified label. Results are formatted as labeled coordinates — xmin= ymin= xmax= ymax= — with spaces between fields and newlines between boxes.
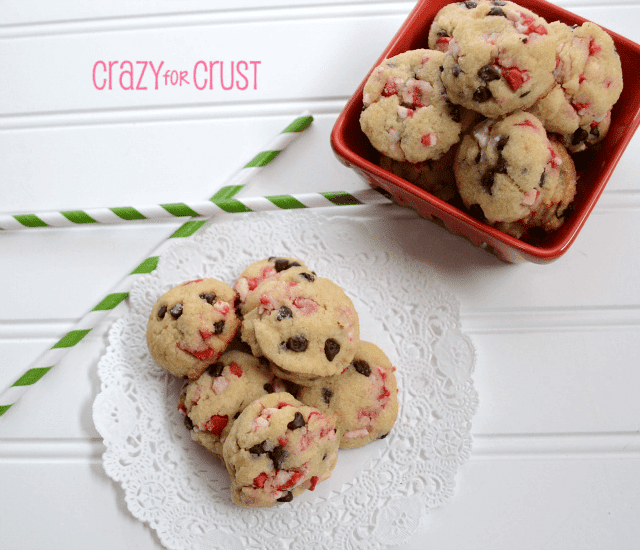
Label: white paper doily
xmin=93 ymin=206 xmax=478 ymax=550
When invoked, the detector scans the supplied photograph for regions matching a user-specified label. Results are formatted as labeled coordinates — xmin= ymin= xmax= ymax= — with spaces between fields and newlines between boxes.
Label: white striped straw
xmin=0 ymin=189 xmax=392 ymax=230
xmin=0 ymin=111 xmax=314 ymax=418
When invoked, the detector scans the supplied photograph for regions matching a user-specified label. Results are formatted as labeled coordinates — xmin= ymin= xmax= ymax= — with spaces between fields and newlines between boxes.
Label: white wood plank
xmin=0 ymin=457 xmax=639 ymax=549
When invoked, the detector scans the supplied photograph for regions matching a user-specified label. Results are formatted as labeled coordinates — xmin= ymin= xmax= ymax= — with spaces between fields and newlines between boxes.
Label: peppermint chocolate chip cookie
xmin=360 ymin=49 xmax=462 ymax=162
xmin=178 ymin=350 xmax=272 ymax=457
xmin=241 ymin=270 xmax=360 ymax=382
xmin=147 ymin=278 xmax=241 ymax=379
xmin=222 ymin=392 xmax=339 ymax=507
xmin=298 ymin=341 xmax=399 ymax=449
xmin=454 ymin=111 xmax=571 ymax=226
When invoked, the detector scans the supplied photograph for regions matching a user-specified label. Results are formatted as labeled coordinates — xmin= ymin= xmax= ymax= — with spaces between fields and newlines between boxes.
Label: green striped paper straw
xmin=0 ymin=111 xmax=313 ymax=418
xmin=0 ymin=189 xmax=392 ymax=230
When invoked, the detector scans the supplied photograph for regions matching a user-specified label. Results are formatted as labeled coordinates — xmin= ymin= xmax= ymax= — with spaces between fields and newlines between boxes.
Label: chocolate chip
xmin=269 ymin=445 xmax=288 ymax=469
xmin=324 ymin=339 xmax=341 ymax=361
xmin=473 ymin=86 xmax=492 ymax=102
xmin=213 ymin=320 xmax=225 ymax=335
xmin=452 ymin=63 xmax=461 ymax=77
xmin=277 ymin=491 xmax=293 ymax=503
xmin=322 ymin=387 xmax=333 ymax=405
xmin=353 ymin=359 xmax=371 ymax=377
xmin=322 ymin=451 xmax=328 ymax=460
xmin=263 ymin=383 xmax=275 ymax=393
xmin=492 ymin=0 xmax=506 ymax=5
xmin=488 ymin=6 xmax=505 ymax=16
xmin=299 ymin=272 xmax=315 ymax=282
xmin=287 ymin=412 xmax=305 ymax=430
xmin=437 ymin=29 xmax=449 ymax=37
xmin=170 ymin=304 xmax=183 ymax=319
xmin=272 ymin=258 xmax=301 ymax=272
xmin=572 ymin=128 xmax=589 ymax=146
xmin=207 ymin=362 xmax=225 ymax=377
xmin=463 ymin=0 xmax=477 ymax=8
xmin=184 ymin=415 xmax=194 ymax=430
xmin=286 ymin=335 xmax=308 ymax=352
xmin=539 ymin=172 xmax=546 ymax=188
xmin=378 ymin=433 xmax=389 ymax=440
xmin=250 ymin=441 xmax=270 ymax=456
xmin=590 ymin=125 xmax=600 ymax=138
xmin=276 ymin=306 xmax=293 ymax=321
xmin=158 ymin=305 xmax=167 ymax=319
xmin=199 ymin=293 xmax=216 ymax=304
xmin=478 ymin=64 xmax=500 ymax=82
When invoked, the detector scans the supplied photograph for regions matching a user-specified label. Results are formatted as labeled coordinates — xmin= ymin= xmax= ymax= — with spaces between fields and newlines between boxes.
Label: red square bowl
xmin=331 ymin=0 xmax=640 ymax=263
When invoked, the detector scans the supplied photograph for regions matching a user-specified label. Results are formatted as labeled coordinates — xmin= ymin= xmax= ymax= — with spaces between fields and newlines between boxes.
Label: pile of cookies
xmin=146 ymin=257 xmax=399 ymax=508
xmin=360 ymin=0 xmax=623 ymax=241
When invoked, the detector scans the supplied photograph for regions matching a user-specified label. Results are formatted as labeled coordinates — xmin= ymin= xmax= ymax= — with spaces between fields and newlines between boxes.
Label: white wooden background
xmin=1 ymin=1 xmax=640 ymax=548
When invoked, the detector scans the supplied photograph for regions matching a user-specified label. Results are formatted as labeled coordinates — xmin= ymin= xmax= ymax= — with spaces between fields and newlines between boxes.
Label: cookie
xmin=360 ymin=49 xmax=462 ymax=163
xmin=222 ymin=392 xmax=339 ymax=507
xmin=454 ymin=111 xmax=568 ymax=226
xmin=441 ymin=12 xmax=557 ymax=117
xmin=241 ymin=270 xmax=360 ymax=381
xmin=178 ymin=350 xmax=273 ymax=457
xmin=233 ymin=257 xmax=309 ymax=315
xmin=493 ymin=137 xmax=577 ymax=238
xmin=298 ymin=341 xmax=399 ymax=449
xmin=146 ymin=278 xmax=241 ymax=379
xmin=527 ymin=21 xmax=623 ymax=152
xmin=429 ymin=1 xmax=554 ymax=52
xmin=379 ymin=147 xmax=459 ymax=203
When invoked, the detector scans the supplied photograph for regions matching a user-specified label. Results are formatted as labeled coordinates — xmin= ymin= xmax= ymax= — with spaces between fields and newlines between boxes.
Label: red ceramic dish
xmin=331 ymin=0 xmax=640 ymax=263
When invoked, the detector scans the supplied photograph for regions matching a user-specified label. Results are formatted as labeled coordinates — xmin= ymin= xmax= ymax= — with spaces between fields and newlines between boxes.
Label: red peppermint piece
xmin=278 ymin=437 xmax=288 ymax=447
xmin=421 ymin=133 xmax=436 ymax=147
xmin=412 ymin=87 xmax=425 ymax=108
xmin=435 ymin=36 xmax=451 ymax=47
xmin=589 ymin=38 xmax=602 ymax=56
xmin=278 ymin=402 xmax=292 ymax=409
xmin=516 ymin=119 xmax=537 ymax=129
xmin=199 ymin=329 xmax=212 ymax=340
xmin=379 ymin=386 xmax=391 ymax=400
xmin=572 ymin=101 xmax=591 ymax=113
xmin=277 ymin=470 xmax=304 ymax=491
xmin=177 ymin=343 xmax=216 ymax=361
xmin=309 ymin=476 xmax=320 ymax=491
xmin=182 ymin=279 xmax=204 ymax=286
xmin=517 ymin=12 xmax=548 ymax=35
xmin=253 ymin=472 xmax=269 ymax=489
xmin=260 ymin=294 xmax=271 ymax=305
xmin=501 ymin=66 xmax=530 ymax=91
xmin=382 ymin=80 xmax=398 ymax=97
xmin=247 ymin=277 xmax=260 ymax=291
xmin=203 ymin=414 xmax=228 ymax=436
xmin=229 ymin=362 xmax=243 ymax=377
